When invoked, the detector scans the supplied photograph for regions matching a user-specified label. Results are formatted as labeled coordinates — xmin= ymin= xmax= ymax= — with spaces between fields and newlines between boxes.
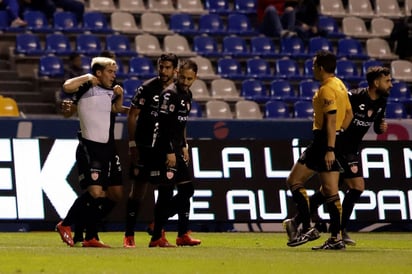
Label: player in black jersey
xmin=56 ymin=57 xmax=125 ymax=248
xmin=123 ymin=53 xmax=179 ymax=248
xmin=148 ymin=59 xmax=201 ymax=247
xmin=302 ymin=66 xmax=391 ymax=246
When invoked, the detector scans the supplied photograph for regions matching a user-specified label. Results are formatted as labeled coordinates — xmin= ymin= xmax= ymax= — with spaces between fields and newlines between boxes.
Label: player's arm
xmin=111 ymin=85 xmax=124 ymax=113
xmin=63 ymin=73 xmax=95 ymax=93
xmin=128 ymin=105 xmax=141 ymax=163
xmin=374 ymin=104 xmax=387 ymax=134
xmin=325 ymin=110 xmax=337 ymax=170
xmin=158 ymin=90 xmax=177 ymax=168
xmin=61 ymin=100 xmax=77 ymax=118
xmin=182 ymin=127 xmax=189 ymax=162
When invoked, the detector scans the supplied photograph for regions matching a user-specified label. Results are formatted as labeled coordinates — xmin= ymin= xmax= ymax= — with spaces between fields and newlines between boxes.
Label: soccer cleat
xmin=283 ymin=219 xmax=298 ymax=242
xmin=123 ymin=236 xmax=136 ymax=248
xmin=149 ymin=237 xmax=176 ymax=248
xmin=176 ymin=233 xmax=201 ymax=246
xmin=82 ymin=238 xmax=111 ymax=248
xmin=342 ymin=230 xmax=356 ymax=246
xmin=55 ymin=221 xmax=74 ymax=247
xmin=287 ymin=227 xmax=320 ymax=247
xmin=312 ymin=237 xmax=346 ymax=250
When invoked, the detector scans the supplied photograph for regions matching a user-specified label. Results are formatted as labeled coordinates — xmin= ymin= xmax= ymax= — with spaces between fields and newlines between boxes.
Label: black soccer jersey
xmin=131 ymin=77 xmax=164 ymax=146
xmin=155 ymin=83 xmax=192 ymax=154
xmin=341 ymin=88 xmax=387 ymax=153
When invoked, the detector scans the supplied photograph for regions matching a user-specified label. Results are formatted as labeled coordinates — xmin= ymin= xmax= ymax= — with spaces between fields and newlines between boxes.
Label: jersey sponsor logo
xmin=169 ymin=104 xmax=175 ymax=112
xmin=323 ymin=99 xmax=334 ymax=106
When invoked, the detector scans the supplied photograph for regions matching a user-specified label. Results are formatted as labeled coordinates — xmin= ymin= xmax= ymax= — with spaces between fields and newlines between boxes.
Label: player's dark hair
xmin=158 ymin=53 xmax=179 ymax=68
xmin=179 ymin=59 xmax=198 ymax=74
xmin=100 ymin=50 xmax=116 ymax=60
xmin=366 ymin=66 xmax=391 ymax=86
xmin=314 ymin=50 xmax=336 ymax=73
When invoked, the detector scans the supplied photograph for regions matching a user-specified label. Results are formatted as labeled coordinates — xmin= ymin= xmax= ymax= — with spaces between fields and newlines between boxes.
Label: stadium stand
xmin=118 ymin=0 xmax=146 ymax=13
xmin=163 ymin=34 xmax=197 ymax=57
xmin=235 ymin=100 xmax=263 ymax=119
xmin=294 ymin=101 xmax=314 ymax=119
xmin=217 ymin=58 xmax=247 ymax=81
xmin=265 ymin=100 xmax=290 ymax=119
xmin=147 ymin=0 xmax=176 ymax=14
xmin=134 ymin=33 xmax=163 ymax=57
xmin=210 ymin=78 xmax=241 ymax=101
xmin=110 ymin=11 xmax=141 ymax=34
xmin=240 ymin=79 xmax=270 ymax=103
xmin=205 ymin=100 xmax=233 ymax=119
xmin=348 ymin=0 xmax=375 ymax=18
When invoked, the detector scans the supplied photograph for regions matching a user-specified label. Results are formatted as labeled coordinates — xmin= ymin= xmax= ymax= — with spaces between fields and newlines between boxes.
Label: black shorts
xmin=337 ymin=152 xmax=362 ymax=179
xmin=129 ymin=145 xmax=153 ymax=183
xmin=298 ymin=130 xmax=343 ymax=173
xmin=108 ymin=147 xmax=123 ymax=187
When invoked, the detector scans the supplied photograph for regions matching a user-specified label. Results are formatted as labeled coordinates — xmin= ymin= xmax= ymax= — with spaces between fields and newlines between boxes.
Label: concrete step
xmin=18 ymin=102 xmax=57 ymax=115
xmin=0 ymin=80 xmax=36 ymax=92
xmin=1 ymin=91 xmax=48 ymax=103
xmin=0 ymin=70 xmax=18 ymax=80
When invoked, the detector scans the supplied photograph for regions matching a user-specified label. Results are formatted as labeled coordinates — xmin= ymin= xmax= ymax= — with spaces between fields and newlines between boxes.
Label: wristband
xmin=128 ymin=140 xmax=136 ymax=148
xmin=326 ymin=146 xmax=335 ymax=152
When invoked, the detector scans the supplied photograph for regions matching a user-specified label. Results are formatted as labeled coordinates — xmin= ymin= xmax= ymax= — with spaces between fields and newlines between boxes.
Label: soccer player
xmin=148 ymin=59 xmax=201 ymax=247
xmin=308 ymin=66 xmax=391 ymax=246
xmin=283 ymin=50 xmax=353 ymax=250
xmin=123 ymin=53 xmax=179 ymax=248
xmin=56 ymin=57 xmax=124 ymax=248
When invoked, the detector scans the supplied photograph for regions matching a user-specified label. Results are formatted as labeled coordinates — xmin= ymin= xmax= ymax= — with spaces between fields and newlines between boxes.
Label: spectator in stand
xmin=391 ymin=15 xmax=412 ymax=61
xmin=294 ymin=0 xmax=322 ymax=39
xmin=0 ymin=0 xmax=27 ymax=27
xmin=65 ymin=53 xmax=85 ymax=79
xmin=20 ymin=0 xmax=84 ymax=23
xmin=257 ymin=0 xmax=297 ymax=37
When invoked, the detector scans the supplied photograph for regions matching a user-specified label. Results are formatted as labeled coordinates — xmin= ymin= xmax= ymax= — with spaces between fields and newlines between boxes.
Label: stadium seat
xmin=191 ymin=79 xmax=211 ymax=101
xmin=88 ymin=0 xmax=116 ymax=12
xmin=370 ymin=17 xmax=394 ymax=38
xmin=234 ymin=0 xmax=256 ymax=14
xmin=362 ymin=59 xmax=383 ymax=75
xmin=342 ymin=16 xmax=373 ymax=38
xmin=375 ymin=0 xmax=404 ymax=18
xmin=81 ymin=56 xmax=92 ymax=72
xmin=45 ymin=34 xmax=73 ymax=56
xmin=240 ymin=79 xmax=270 ymax=103
xmin=406 ymin=0 xmax=412 ymax=16
xmin=38 ymin=55 xmax=65 ymax=78
xmin=250 ymin=36 xmax=280 ymax=58
xmin=246 ymin=58 xmax=273 ymax=80
xmin=128 ymin=57 xmax=157 ymax=78
xmin=176 ymin=0 xmax=207 ymax=14
xmin=317 ymin=16 xmax=345 ymax=38
xmin=337 ymin=38 xmax=369 ymax=60
xmin=106 ymin=34 xmax=137 ymax=57
xmin=217 ymin=58 xmax=247 ymax=80
xmin=303 ymin=59 xmax=314 ymax=78
xmin=114 ymin=59 xmax=128 ymax=79
xmin=227 ymin=13 xmax=258 ymax=36
xmin=0 ymin=11 xmax=25 ymax=32
xmin=190 ymin=56 xmax=221 ymax=80
xmin=147 ymin=0 xmax=176 ymax=14
xmin=210 ymin=78 xmax=240 ymax=100
xmin=83 ymin=11 xmax=112 ymax=33
xmin=193 ymin=35 xmax=222 ymax=58
xmin=204 ymin=0 xmax=231 ymax=14
xmin=163 ymin=34 xmax=197 ymax=57
xmin=0 ymin=97 xmax=20 ymax=117
xmin=275 ymin=58 xmax=305 ymax=80
xmin=23 ymin=10 xmax=52 ymax=33
xmin=265 ymin=100 xmax=290 ymax=118
xmin=15 ymin=33 xmax=43 ymax=55
xmin=269 ymin=79 xmax=297 ymax=103
xmin=389 ymin=81 xmax=412 ymax=103
xmin=205 ymin=100 xmax=232 ymax=119
xmin=299 ymin=79 xmax=320 ymax=100
xmin=319 ymin=0 xmax=347 ymax=17
xmin=190 ymin=100 xmax=203 ymax=118
xmin=118 ymin=0 xmax=146 ymax=13
xmin=280 ymin=36 xmax=310 ymax=59
xmin=348 ymin=0 xmax=375 ymax=18
xmin=198 ymin=13 xmax=226 ymax=35
xmin=308 ymin=37 xmax=333 ymax=55
xmin=122 ymin=78 xmax=142 ymax=99
xmin=76 ymin=34 xmax=102 ymax=56
xmin=385 ymin=102 xmax=407 ymax=119
xmin=111 ymin=12 xmax=141 ymax=34
xmin=141 ymin=12 xmax=173 ymax=35
xmin=134 ymin=33 xmax=163 ymax=57
xmin=336 ymin=59 xmax=364 ymax=82
xmin=53 ymin=11 xmax=81 ymax=33
xmin=358 ymin=80 xmax=368 ymax=88
xmin=294 ymin=101 xmax=314 ymax=119
xmin=235 ymin=100 xmax=263 ymax=119
xmin=222 ymin=36 xmax=252 ymax=58
xmin=366 ymin=38 xmax=398 ymax=60
xmin=169 ymin=14 xmax=197 ymax=35
xmin=391 ymin=60 xmax=412 ymax=82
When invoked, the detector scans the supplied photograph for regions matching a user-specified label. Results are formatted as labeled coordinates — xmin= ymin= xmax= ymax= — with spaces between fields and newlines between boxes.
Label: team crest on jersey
xmin=324 ymin=99 xmax=333 ymax=106
xmin=350 ymin=164 xmax=358 ymax=174
xmin=169 ymin=104 xmax=175 ymax=112
xmin=367 ymin=109 xmax=373 ymax=117
xmin=166 ymin=170 xmax=175 ymax=179
xmin=139 ymin=98 xmax=145 ymax=105
xmin=186 ymin=103 xmax=191 ymax=111
xmin=91 ymin=171 xmax=99 ymax=181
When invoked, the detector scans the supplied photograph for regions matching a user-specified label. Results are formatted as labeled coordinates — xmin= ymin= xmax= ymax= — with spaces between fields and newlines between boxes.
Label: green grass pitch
xmin=0 ymin=231 xmax=411 ymax=273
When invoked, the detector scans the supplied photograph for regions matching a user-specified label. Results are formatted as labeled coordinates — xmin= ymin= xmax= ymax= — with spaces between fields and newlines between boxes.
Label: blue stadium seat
xmin=246 ymin=58 xmax=273 ymax=80
xmin=193 ymin=35 xmax=222 ymax=57
xmin=115 ymin=59 xmax=128 ymax=79
xmin=15 ymin=33 xmax=43 ymax=55
xmin=308 ymin=37 xmax=333 ymax=55
xmin=337 ymin=38 xmax=369 ymax=60
xmin=275 ymin=58 xmax=305 ymax=80
xmin=269 ymin=79 xmax=297 ymax=103
xmin=227 ymin=13 xmax=258 ymax=36
xmin=389 ymin=81 xmax=412 ymax=103
xmin=299 ymin=79 xmax=320 ymax=100
xmin=240 ymin=79 xmax=270 ymax=103
xmin=385 ymin=102 xmax=407 ymax=119
xmin=198 ymin=14 xmax=226 ymax=35
xmin=105 ymin=34 xmax=136 ymax=57
xmin=280 ymin=36 xmax=309 ymax=59
xmin=45 ymin=34 xmax=73 ymax=56
xmin=81 ymin=56 xmax=91 ymax=72
xmin=317 ymin=16 xmax=345 ymax=38
xmin=169 ymin=13 xmax=197 ymax=35
xmin=358 ymin=80 xmax=368 ymax=88
xmin=250 ymin=36 xmax=280 ymax=58
xmin=23 ymin=10 xmax=52 ymax=33
xmin=294 ymin=100 xmax=314 ymax=119
xmin=190 ymin=100 xmax=203 ymax=118
xmin=122 ymin=78 xmax=142 ymax=99
xmin=38 ymin=55 xmax=65 ymax=78
xmin=83 ymin=11 xmax=112 ymax=33
xmin=128 ymin=56 xmax=157 ymax=78
xmin=336 ymin=59 xmax=364 ymax=82
xmin=204 ymin=0 xmax=231 ymax=14
xmin=303 ymin=59 xmax=314 ymax=78
xmin=0 ymin=10 xmax=24 ymax=32
xmin=222 ymin=36 xmax=252 ymax=57
xmin=76 ymin=34 xmax=102 ymax=56
xmin=53 ymin=11 xmax=82 ymax=33
xmin=265 ymin=100 xmax=290 ymax=118
xmin=362 ymin=59 xmax=383 ymax=75
xmin=234 ymin=0 xmax=257 ymax=14
xmin=217 ymin=58 xmax=247 ymax=80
